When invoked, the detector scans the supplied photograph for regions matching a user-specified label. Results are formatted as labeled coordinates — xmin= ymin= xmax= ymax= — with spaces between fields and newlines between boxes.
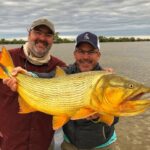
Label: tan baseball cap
xmin=30 ymin=18 xmax=55 ymax=34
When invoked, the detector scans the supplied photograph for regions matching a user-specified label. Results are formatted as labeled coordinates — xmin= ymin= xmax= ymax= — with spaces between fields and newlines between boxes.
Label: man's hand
xmin=2 ymin=67 xmax=28 ymax=92
xmin=3 ymin=77 xmax=18 ymax=91
xmin=86 ymin=113 xmax=100 ymax=121
xmin=104 ymin=67 xmax=114 ymax=73
xmin=11 ymin=67 xmax=28 ymax=76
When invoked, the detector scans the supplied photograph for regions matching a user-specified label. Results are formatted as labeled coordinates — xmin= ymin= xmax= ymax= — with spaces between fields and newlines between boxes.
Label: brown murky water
xmin=1 ymin=42 xmax=150 ymax=150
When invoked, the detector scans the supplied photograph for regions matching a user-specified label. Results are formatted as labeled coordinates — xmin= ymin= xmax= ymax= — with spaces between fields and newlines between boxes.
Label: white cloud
xmin=0 ymin=0 xmax=150 ymax=39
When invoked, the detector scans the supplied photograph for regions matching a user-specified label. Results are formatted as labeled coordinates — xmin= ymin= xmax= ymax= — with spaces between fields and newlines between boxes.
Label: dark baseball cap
xmin=75 ymin=32 xmax=100 ymax=50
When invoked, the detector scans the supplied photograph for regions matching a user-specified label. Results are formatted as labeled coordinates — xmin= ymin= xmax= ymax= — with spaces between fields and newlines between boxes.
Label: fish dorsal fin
xmin=0 ymin=47 xmax=15 ymax=79
xmin=98 ymin=114 xmax=114 ymax=126
xmin=18 ymin=96 xmax=37 ymax=114
xmin=55 ymin=66 xmax=66 ymax=77
xmin=53 ymin=115 xmax=69 ymax=130
xmin=71 ymin=108 xmax=96 ymax=120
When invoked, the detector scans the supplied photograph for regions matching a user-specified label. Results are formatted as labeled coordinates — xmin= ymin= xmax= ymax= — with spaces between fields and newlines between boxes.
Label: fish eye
xmin=128 ymin=84 xmax=134 ymax=89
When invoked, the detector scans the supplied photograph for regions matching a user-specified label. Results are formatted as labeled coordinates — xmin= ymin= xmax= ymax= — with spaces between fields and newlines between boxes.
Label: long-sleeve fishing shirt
xmin=0 ymin=46 xmax=66 ymax=150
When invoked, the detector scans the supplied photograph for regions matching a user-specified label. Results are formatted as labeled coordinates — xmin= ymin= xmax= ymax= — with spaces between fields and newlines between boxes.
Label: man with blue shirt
xmin=61 ymin=32 xmax=118 ymax=150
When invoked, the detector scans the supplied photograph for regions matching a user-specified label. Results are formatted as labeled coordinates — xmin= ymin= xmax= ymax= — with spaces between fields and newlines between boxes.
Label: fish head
xmin=95 ymin=74 xmax=150 ymax=116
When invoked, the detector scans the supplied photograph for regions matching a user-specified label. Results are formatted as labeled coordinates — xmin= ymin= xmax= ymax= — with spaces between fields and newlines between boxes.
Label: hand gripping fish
xmin=0 ymin=47 xmax=150 ymax=130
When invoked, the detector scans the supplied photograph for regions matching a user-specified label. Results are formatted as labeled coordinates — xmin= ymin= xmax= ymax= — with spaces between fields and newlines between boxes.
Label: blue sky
xmin=0 ymin=0 xmax=150 ymax=39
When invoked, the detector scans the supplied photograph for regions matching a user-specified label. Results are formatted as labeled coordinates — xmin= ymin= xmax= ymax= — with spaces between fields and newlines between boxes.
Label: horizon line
xmin=1 ymin=35 xmax=150 ymax=41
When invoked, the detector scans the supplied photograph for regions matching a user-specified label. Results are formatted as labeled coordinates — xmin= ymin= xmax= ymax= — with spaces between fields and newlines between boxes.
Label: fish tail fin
xmin=0 ymin=47 xmax=14 ymax=79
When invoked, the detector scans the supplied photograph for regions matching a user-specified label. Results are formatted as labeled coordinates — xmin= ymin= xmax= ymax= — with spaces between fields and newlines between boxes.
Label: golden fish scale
xmin=17 ymin=71 xmax=108 ymax=116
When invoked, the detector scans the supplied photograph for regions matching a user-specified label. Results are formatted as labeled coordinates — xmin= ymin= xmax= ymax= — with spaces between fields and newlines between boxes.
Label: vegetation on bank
xmin=99 ymin=36 xmax=150 ymax=42
xmin=0 ymin=32 xmax=150 ymax=44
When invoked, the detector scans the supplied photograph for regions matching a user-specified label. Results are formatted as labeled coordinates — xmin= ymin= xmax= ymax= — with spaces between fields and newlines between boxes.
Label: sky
xmin=0 ymin=0 xmax=150 ymax=40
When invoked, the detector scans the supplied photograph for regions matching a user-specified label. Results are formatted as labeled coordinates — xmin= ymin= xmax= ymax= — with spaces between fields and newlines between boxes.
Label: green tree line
xmin=99 ymin=36 xmax=150 ymax=42
xmin=0 ymin=38 xmax=26 ymax=44
xmin=0 ymin=33 xmax=150 ymax=44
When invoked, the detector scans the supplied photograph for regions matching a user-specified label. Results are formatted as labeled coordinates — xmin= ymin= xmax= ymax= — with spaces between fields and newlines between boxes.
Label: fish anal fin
xmin=18 ymin=96 xmax=37 ymax=114
xmin=98 ymin=114 xmax=114 ymax=126
xmin=71 ymin=108 xmax=96 ymax=120
xmin=55 ymin=66 xmax=66 ymax=77
xmin=53 ymin=115 xmax=69 ymax=130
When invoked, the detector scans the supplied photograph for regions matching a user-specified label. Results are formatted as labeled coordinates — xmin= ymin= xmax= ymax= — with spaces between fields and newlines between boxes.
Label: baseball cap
xmin=75 ymin=32 xmax=100 ymax=50
xmin=29 ymin=18 xmax=55 ymax=34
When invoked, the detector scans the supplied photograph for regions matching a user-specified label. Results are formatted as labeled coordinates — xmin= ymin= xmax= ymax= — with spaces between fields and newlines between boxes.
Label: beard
xmin=76 ymin=59 xmax=97 ymax=72
xmin=27 ymin=40 xmax=51 ymax=58
xmin=78 ymin=59 xmax=93 ymax=64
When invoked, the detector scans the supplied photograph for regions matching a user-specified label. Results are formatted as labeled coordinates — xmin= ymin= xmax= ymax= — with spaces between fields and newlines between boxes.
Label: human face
xmin=74 ymin=43 xmax=101 ymax=72
xmin=28 ymin=25 xmax=54 ymax=57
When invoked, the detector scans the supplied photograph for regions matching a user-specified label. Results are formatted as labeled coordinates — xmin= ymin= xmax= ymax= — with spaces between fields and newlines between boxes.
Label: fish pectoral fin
xmin=53 ymin=115 xmax=69 ymax=130
xmin=55 ymin=66 xmax=66 ymax=77
xmin=71 ymin=108 xmax=96 ymax=120
xmin=18 ymin=96 xmax=37 ymax=114
xmin=98 ymin=114 xmax=114 ymax=126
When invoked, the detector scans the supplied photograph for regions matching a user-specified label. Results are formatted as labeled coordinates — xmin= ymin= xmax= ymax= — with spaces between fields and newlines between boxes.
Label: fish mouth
xmin=126 ymin=92 xmax=150 ymax=102
xmin=119 ymin=92 xmax=150 ymax=116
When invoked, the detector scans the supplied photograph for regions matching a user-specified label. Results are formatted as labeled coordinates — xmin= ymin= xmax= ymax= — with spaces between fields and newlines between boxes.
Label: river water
xmin=1 ymin=42 xmax=150 ymax=83
xmin=0 ymin=42 xmax=150 ymax=150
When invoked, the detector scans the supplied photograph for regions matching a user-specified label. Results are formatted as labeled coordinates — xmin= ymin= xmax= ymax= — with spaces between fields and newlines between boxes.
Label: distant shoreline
xmin=0 ymin=35 xmax=150 ymax=44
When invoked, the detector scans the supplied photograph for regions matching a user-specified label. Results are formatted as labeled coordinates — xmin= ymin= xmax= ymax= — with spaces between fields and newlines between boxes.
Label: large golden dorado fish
xmin=0 ymin=47 xmax=150 ymax=130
